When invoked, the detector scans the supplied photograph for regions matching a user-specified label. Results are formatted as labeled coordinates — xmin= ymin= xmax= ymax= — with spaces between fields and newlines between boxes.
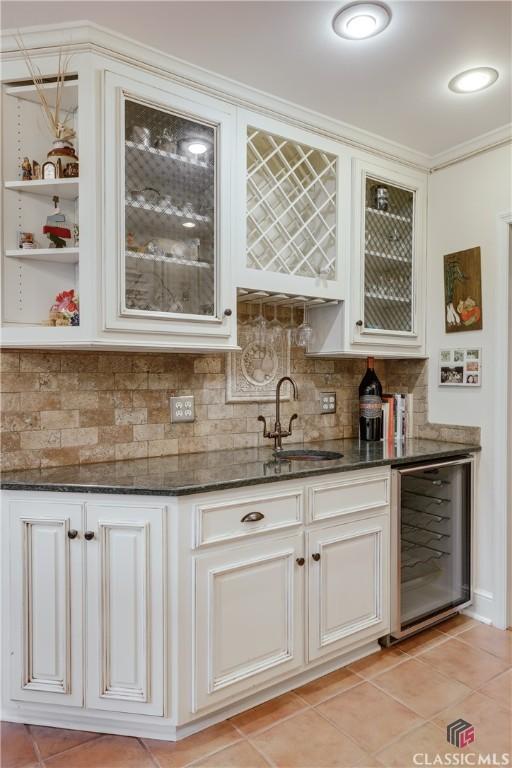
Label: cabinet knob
xmin=356 ymin=320 xmax=363 ymax=327
xmin=241 ymin=511 xmax=264 ymax=523
xmin=223 ymin=308 xmax=232 ymax=317
xmin=296 ymin=557 xmax=305 ymax=566
xmin=312 ymin=552 xmax=321 ymax=561
xmin=84 ymin=531 xmax=95 ymax=541
xmin=67 ymin=529 xmax=78 ymax=539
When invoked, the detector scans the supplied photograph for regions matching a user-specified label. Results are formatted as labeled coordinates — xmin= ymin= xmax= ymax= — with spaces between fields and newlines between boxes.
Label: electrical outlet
xmin=170 ymin=395 xmax=195 ymax=423
xmin=320 ymin=392 xmax=336 ymax=414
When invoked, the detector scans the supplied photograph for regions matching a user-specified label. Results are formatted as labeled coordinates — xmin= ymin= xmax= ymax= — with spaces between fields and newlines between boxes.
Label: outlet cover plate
xmin=320 ymin=392 xmax=336 ymax=414
xmin=170 ymin=395 xmax=195 ymax=423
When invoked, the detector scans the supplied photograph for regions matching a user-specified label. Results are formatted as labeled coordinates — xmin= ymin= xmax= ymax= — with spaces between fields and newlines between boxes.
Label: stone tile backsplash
xmin=0 ymin=350 xmax=478 ymax=471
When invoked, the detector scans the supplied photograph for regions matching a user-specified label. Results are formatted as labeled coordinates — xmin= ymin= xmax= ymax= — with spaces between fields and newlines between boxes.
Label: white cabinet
xmin=307 ymin=514 xmax=389 ymax=661
xmin=8 ymin=497 xmax=164 ymax=716
xmin=9 ymin=499 xmax=84 ymax=707
xmin=235 ymin=109 xmax=349 ymax=302
xmin=85 ymin=504 xmax=164 ymax=715
xmin=193 ymin=531 xmax=304 ymax=711
xmin=308 ymin=158 xmax=427 ymax=357
xmin=102 ymin=70 xmax=237 ymax=349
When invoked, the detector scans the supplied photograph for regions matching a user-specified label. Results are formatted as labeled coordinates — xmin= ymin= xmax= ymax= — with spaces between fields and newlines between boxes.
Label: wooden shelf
xmin=5 ymin=80 xmax=78 ymax=112
xmin=365 ymin=250 xmax=411 ymax=264
xmin=5 ymin=179 xmax=79 ymax=200
xmin=365 ymin=291 xmax=411 ymax=303
xmin=365 ymin=207 xmax=411 ymax=223
xmin=125 ymin=198 xmax=210 ymax=224
xmin=125 ymin=140 xmax=210 ymax=170
xmin=126 ymin=250 xmax=211 ymax=268
xmin=5 ymin=248 xmax=79 ymax=264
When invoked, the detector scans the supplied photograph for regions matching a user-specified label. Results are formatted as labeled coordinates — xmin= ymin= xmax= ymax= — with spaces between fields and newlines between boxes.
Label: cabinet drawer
xmin=195 ymin=489 xmax=303 ymax=547
xmin=309 ymin=471 xmax=389 ymax=523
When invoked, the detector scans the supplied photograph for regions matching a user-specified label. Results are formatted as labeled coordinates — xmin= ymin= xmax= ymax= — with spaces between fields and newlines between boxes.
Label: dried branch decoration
xmin=15 ymin=33 xmax=76 ymax=142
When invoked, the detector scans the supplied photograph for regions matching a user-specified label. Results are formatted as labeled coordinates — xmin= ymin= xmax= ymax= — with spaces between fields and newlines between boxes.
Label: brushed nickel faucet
xmin=258 ymin=376 xmax=298 ymax=452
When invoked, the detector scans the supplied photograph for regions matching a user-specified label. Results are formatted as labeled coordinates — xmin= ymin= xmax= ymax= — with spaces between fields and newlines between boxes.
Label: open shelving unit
xmin=1 ymin=75 xmax=80 ymax=328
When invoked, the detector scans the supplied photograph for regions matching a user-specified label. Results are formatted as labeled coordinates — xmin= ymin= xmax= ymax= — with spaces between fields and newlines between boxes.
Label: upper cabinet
xmin=307 ymin=158 xmax=426 ymax=357
xmin=1 ymin=35 xmax=427 ymax=356
xmin=234 ymin=111 xmax=348 ymax=301
xmin=102 ymin=70 xmax=237 ymax=348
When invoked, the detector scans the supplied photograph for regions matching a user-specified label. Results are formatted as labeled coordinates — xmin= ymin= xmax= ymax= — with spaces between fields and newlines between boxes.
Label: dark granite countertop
xmin=0 ymin=439 xmax=480 ymax=497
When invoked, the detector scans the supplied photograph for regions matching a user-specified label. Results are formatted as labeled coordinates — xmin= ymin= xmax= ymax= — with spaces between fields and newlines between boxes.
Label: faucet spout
xmin=257 ymin=376 xmax=299 ymax=453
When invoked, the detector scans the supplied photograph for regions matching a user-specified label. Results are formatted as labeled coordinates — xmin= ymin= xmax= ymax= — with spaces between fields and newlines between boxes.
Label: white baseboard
xmin=464 ymin=588 xmax=494 ymax=625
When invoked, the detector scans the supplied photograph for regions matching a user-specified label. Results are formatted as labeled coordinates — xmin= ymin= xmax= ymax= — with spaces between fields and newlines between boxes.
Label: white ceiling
xmin=2 ymin=1 xmax=511 ymax=157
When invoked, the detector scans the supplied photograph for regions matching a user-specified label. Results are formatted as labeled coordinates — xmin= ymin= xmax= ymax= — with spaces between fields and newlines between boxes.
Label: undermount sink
xmin=274 ymin=449 xmax=344 ymax=461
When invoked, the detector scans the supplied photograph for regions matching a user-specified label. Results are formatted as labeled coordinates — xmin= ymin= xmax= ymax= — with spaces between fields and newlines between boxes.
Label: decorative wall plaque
xmin=226 ymin=330 xmax=291 ymax=403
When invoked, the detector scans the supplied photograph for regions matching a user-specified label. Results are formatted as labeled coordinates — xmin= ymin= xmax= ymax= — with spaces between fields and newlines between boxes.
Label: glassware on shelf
xmin=124 ymin=97 xmax=216 ymax=318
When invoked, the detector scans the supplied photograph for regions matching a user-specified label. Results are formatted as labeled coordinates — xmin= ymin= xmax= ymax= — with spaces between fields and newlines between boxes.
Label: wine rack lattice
xmin=247 ymin=127 xmax=337 ymax=280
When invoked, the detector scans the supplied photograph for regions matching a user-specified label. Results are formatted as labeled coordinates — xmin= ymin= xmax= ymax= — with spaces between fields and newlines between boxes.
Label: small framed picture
xmin=439 ymin=348 xmax=481 ymax=387
xmin=42 ymin=160 xmax=56 ymax=180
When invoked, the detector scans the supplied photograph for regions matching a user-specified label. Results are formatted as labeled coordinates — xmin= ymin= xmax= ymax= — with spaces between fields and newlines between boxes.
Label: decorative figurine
xmin=18 ymin=232 xmax=35 ymax=249
xmin=42 ymin=160 xmax=56 ymax=179
xmin=45 ymin=289 xmax=79 ymax=327
xmin=21 ymin=157 xmax=32 ymax=180
xmin=32 ymin=160 xmax=41 ymax=179
xmin=43 ymin=196 xmax=71 ymax=247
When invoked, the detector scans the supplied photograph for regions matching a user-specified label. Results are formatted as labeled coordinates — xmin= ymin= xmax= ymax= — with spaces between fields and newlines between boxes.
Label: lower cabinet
xmin=10 ymin=499 xmax=84 ymax=707
xmin=9 ymin=498 xmax=164 ymax=716
xmin=193 ymin=532 xmax=305 ymax=711
xmin=85 ymin=504 xmax=165 ymax=716
xmin=307 ymin=513 xmax=389 ymax=662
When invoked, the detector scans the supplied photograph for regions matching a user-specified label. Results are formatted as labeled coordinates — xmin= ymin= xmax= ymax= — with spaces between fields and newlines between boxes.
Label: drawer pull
xmin=67 ymin=529 xmax=78 ymax=539
xmin=84 ymin=531 xmax=95 ymax=541
xmin=241 ymin=511 xmax=265 ymax=523
xmin=312 ymin=552 xmax=321 ymax=561
xmin=296 ymin=557 xmax=305 ymax=566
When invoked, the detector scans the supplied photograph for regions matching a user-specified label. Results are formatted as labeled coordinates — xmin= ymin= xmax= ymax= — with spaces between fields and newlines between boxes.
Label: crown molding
xmin=430 ymin=123 xmax=512 ymax=172
xmin=2 ymin=20 xmax=509 ymax=173
xmin=0 ymin=20 xmax=431 ymax=171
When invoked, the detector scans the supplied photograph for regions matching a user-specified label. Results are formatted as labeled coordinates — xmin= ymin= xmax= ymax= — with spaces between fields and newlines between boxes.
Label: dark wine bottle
xmin=359 ymin=356 xmax=383 ymax=441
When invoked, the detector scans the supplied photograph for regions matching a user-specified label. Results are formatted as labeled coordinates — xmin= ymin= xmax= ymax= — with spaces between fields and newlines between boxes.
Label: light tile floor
xmin=2 ymin=616 xmax=511 ymax=768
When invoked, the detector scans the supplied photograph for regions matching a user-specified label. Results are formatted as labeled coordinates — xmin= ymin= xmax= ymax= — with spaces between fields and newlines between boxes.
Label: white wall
xmin=427 ymin=143 xmax=512 ymax=623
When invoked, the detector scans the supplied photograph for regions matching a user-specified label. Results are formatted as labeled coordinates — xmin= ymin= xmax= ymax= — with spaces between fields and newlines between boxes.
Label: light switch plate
xmin=170 ymin=395 xmax=195 ymax=423
xmin=320 ymin=392 xmax=336 ymax=414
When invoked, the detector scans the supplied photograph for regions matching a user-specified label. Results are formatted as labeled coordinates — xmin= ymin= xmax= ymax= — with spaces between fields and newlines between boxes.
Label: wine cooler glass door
xmin=399 ymin=458 xmax=472 ymax=632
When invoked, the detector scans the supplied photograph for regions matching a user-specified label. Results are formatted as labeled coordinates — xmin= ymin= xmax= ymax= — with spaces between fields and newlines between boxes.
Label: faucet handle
xmin=257 ymin=414 xmax=269 ymax=437
xmin=288 ymin=413 xmax=298 ymax=434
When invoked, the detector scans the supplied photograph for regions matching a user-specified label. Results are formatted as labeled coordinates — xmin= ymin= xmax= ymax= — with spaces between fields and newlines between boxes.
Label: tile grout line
xmin=138 ymin=736 xmax=162 ymax=768
xmin=27 ymin=729 xmax=103 ymax=766
xmin=176 ymin=727 xmax=244 ymax=768
xmin=24 ymin=723 xmax=44 ymax=767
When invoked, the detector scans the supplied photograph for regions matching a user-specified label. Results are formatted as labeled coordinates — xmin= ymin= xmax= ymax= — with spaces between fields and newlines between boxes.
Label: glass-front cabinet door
xmin=351 ymin=159 xmax=426 ymax=351
xmin=103 ymin=71 xmax=235 ymax=345
xmin=124 ymin=98 xmax=216 ymax=318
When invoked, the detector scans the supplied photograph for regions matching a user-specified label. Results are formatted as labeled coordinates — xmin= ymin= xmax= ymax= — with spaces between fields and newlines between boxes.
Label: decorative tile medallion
xmin=226 ymin=331 xmax=291 ymax=403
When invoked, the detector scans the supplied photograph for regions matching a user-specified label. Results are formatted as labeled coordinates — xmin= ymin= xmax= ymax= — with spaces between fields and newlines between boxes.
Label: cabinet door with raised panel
xmin=85 ymin=503 xmax=164 ymax=715
xmin=9 ymin=498 xmax=84 ymax=706
xmin=193 ymin=532 xmax=304 ymax=712
xmin=308 ymin=513 xmax=389 ymax=662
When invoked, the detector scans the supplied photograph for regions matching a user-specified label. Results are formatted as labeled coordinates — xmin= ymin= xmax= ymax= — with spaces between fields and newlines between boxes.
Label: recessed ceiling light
xmin=188 ymin=142 xmax=208 ymax=155
xmin=448 ymin=67 xmax=499 ymax=93
xmin=333 ymin=2 xmax=391 ymax=40
xmin=182 ymin=221 xmax=196 ymax=228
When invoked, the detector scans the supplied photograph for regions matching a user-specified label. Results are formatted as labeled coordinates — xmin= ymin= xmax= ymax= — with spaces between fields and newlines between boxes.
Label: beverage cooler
xmin=383 ymin=456 xmax=473 ymax=644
